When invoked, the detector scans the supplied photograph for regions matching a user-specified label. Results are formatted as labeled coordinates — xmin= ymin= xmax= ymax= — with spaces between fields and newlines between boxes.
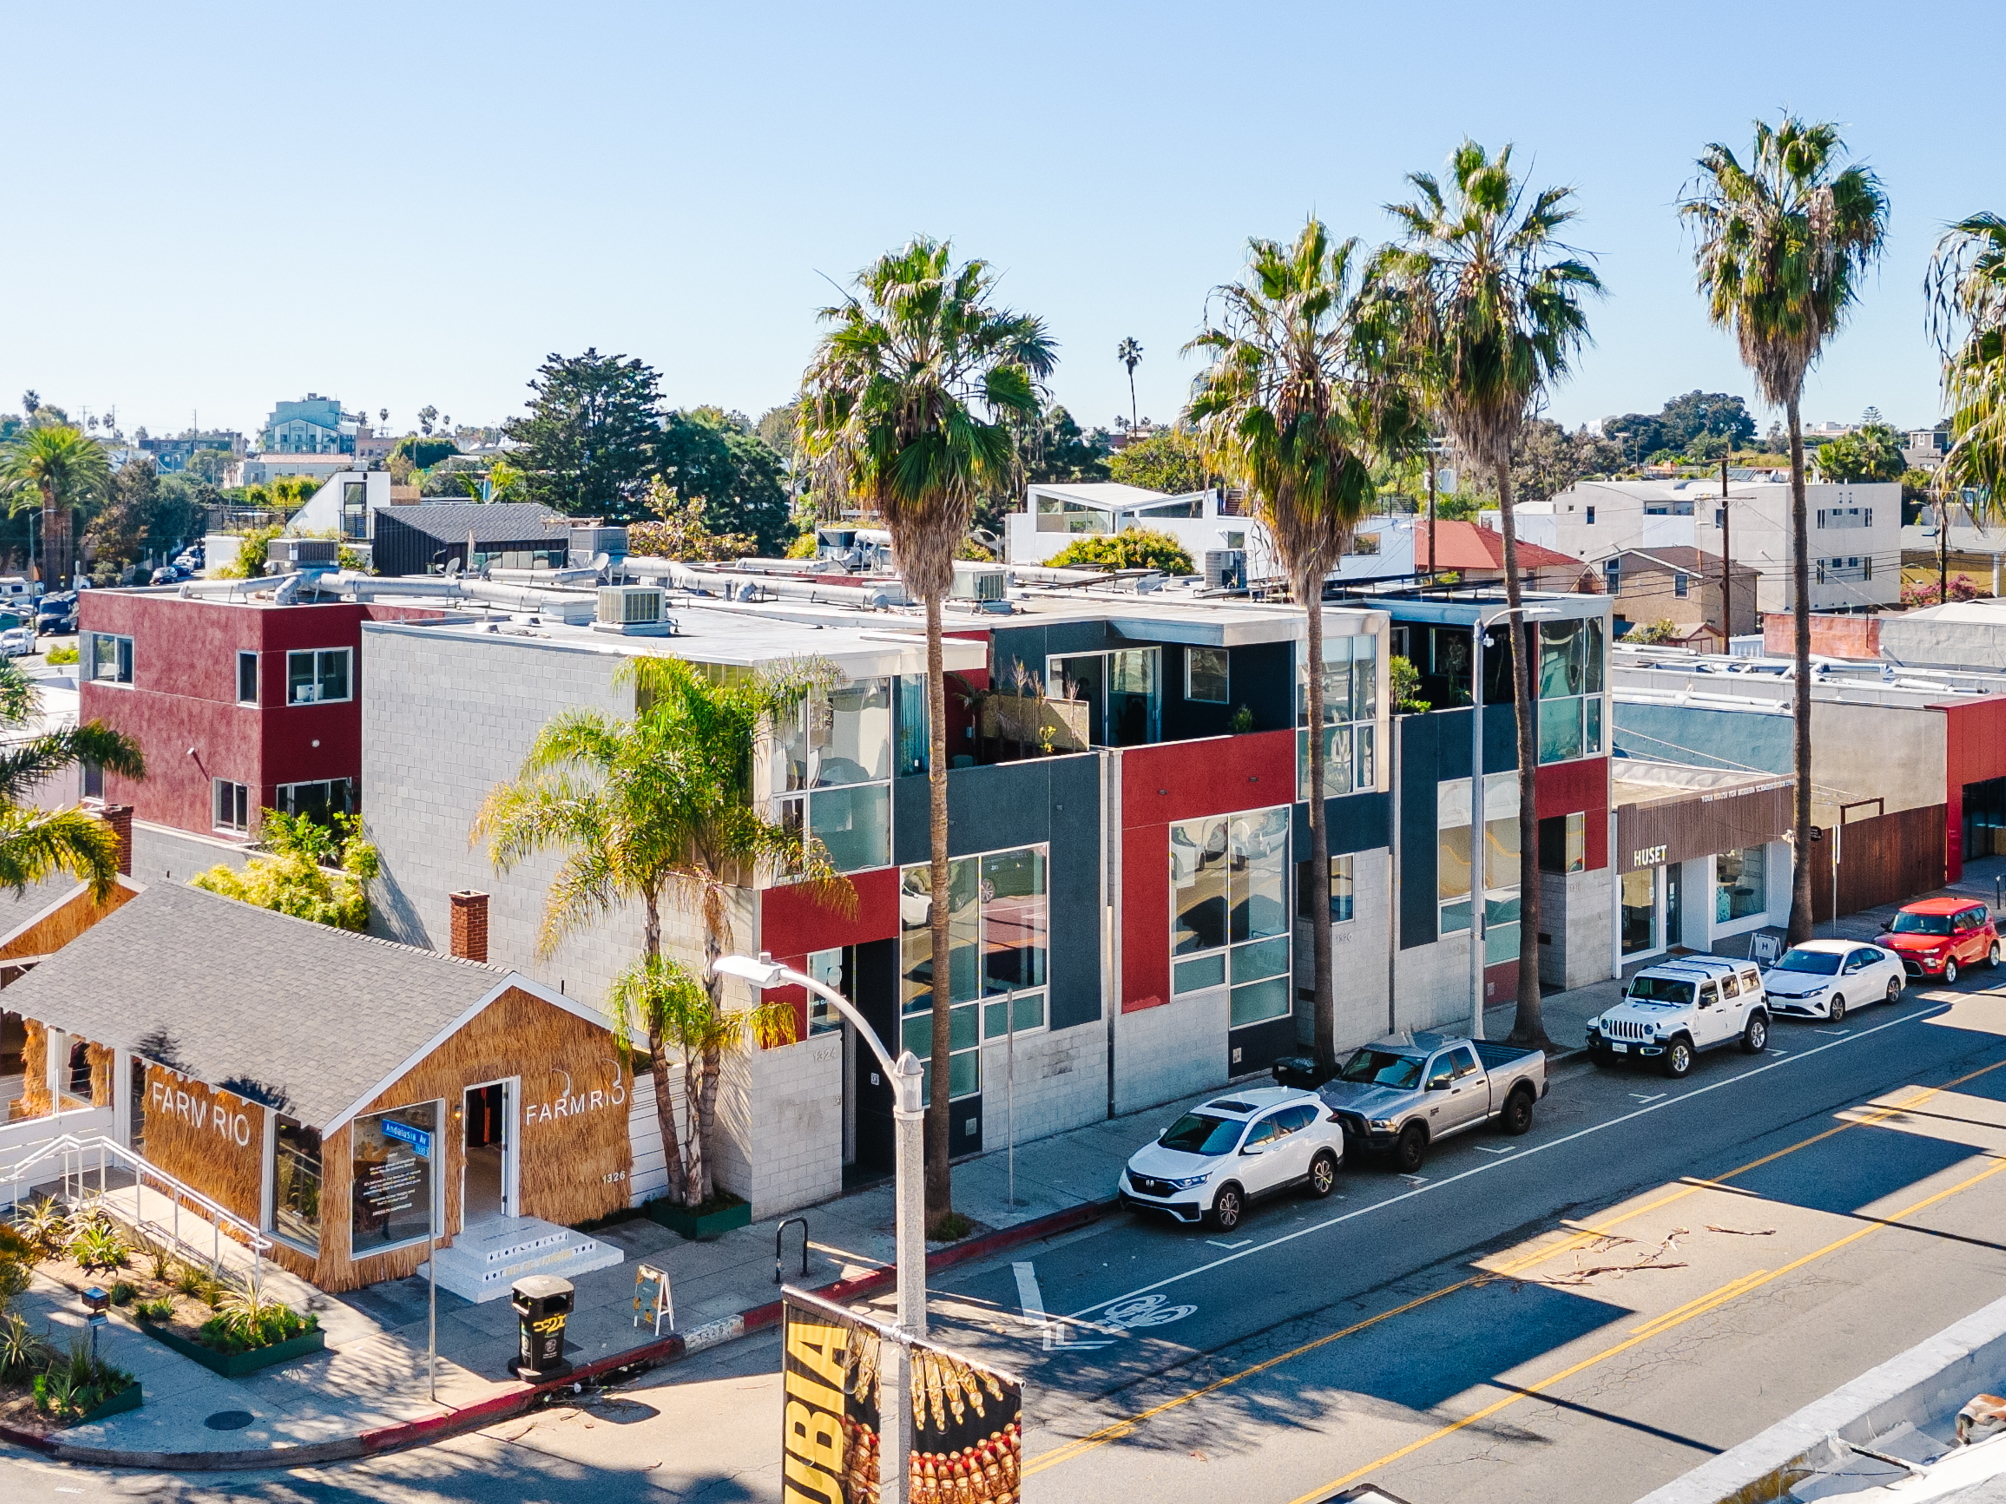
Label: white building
xmin=1006 ymin=482 xmax=1274 ymax=580
xmin=1515 ymin=478 xmax=1900 ymax=614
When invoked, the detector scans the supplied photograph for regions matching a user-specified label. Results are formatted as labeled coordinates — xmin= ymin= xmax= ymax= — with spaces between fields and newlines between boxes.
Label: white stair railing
xmin=0 ymin=1133 xmax=272 ymax=1285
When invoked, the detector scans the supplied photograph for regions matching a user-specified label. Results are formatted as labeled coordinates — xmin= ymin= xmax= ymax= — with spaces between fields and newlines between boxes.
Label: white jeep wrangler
xmin=1586 ymin=955 xmax=1769 ymax=1078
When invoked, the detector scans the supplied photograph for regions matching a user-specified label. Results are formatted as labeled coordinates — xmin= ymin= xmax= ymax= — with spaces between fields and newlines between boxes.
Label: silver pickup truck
xmin=1308 ymin=1032 xmax=1548 ymax=1173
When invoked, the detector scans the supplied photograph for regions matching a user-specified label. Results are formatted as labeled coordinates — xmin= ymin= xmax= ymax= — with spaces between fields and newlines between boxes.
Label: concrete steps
xmin=421 ymin=1214 xmax=624 ymax=1304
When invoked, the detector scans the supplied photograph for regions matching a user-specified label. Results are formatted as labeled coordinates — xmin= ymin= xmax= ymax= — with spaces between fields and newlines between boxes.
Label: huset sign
xmin=148 ymin=1077 xmax=255 ymax=1148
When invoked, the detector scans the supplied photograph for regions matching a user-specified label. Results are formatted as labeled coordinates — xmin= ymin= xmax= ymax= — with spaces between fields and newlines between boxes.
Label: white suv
xmin=1587 ymin=956 xmax=1770 ymax=1078
xmin=1120 ymin=1087 xmax=1344 ymax=1232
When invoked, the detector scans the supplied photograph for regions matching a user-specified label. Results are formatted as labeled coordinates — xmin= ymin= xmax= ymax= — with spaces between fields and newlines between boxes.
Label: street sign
xmin=381 ymin=1118 xmax=432 ymax=1158
xmin=782 ymin=1288 xmax=1022 ymax=1504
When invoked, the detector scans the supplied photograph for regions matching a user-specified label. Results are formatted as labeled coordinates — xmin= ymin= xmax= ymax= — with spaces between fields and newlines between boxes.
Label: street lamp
xmin=712 ymin=951 xmax=928 ymax=1504
xmin=1468 ymin=603 xmax=1558 ymax=1040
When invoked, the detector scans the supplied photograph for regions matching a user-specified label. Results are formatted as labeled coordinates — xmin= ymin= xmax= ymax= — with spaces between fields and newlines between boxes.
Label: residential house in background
xmin=260 ymin=395 xmax=359 ymax=454
xmin=137 ymin=430 xmax=246 ymax=473
xmin=1600 ymin=547 xmax=1761 ymax=648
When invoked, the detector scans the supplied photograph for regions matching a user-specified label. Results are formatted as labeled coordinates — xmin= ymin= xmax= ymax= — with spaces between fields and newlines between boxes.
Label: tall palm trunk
xmin=1301 ymin=569 xmax=1337 ymax=1073
xmin=1787 ymin=398 xmax=1815 ymax=945
xmin=1498 ymin=468 xmax=1550 ymax=1049
xmin=923 ymin=591 xmax=954 ymax=1226
xmin=642 ymin=890 xmax=688 ymax=1206
xmin=692 ymin=881 xmax=730 ymax=1207
xmin=39 ymin=479 xmax=69 ymax=591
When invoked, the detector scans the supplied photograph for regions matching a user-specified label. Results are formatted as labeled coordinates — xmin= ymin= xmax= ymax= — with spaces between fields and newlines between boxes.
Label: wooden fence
xmin=1809 ymin=803 xmax=1947 ymax=923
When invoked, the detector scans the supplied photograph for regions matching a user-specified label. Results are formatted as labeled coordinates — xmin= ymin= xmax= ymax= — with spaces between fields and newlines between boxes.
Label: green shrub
xmin=66 ymin=1223 xmax=128 ymax=1273
xmin=42 ymin=643 xmax=77 ymax=665
xmin=1046 ymin=527 xmax=1194 ymax=575
xmin=133 ymin=1297 xmax=174 ymax=1323
xmin=14 ymin=1198 xmax=67 ymax=1259
xmin=0 ymin=1313 xmax=51 ymax=1379
xmin=32 ymin=1337 xmax=133 ymax=1419
xmin=197 ymin=1280 xmax=318 ymax=1354
xmin=110 ymin=1281 xmax=137 ymax=1307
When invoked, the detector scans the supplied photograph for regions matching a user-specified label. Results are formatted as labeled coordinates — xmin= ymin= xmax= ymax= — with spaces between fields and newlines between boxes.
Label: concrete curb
xmin=11 ymin=1195 xmax=1119 ymax=1471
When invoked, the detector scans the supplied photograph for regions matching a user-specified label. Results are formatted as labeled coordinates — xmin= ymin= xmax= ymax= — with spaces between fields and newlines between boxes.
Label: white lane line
xmin=1061 ymin=1004 xmax=1939 ymax=1323
xmin=1629 ymin=1093 xmax=1667 ymax=1103
xmin=1016 ymin=1260 xmax=1114 ymax=1350
xmin=1205 ymin=1238 xmax=1253 ymax=1250
xmin=1473 ymin=1146 xmax=1515 ymax=1156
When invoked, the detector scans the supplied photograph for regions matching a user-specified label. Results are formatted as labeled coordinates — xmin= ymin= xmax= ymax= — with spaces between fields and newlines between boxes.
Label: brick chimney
xmin=449 ymin=891 xmax=489 ymax=963
xmin=101 ymin=804 xmax=133 ymax=877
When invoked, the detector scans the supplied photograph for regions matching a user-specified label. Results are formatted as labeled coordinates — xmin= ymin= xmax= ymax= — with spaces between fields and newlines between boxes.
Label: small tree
xmin=191 ymin=811 xmax=379 ymax=929
xmin=1046 ymin=527 xmax=1195 ymax=573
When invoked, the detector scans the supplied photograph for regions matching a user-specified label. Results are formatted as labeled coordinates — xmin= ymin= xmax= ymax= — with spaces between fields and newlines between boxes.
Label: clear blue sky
xmin=4 ymin=1 xmax=1999 ymax=445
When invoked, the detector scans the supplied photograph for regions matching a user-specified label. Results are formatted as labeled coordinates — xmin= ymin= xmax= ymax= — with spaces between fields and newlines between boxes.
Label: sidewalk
xmin=19 ymin=856 xmax=2001 ymax=1469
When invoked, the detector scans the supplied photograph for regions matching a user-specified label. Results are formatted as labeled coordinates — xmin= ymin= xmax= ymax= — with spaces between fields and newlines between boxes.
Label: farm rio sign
xmin=148 ymin=1077 xmax=255 ymax=1148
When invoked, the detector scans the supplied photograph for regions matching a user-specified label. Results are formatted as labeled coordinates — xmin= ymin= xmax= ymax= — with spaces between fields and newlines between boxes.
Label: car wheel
xmin=1946 ymin=958 xmax=1961 ymax=985
xmin=1741 ymin=1012 xmax=1769 ymax=1053
xmin=1500 ymin=1086 xmax=1535 ymax=1136
xmin=1209 ymin=1184 xmax=1244 ymax=1232
xmin=1660 ymin=1038 xmax=1695 ymax=1079
xmin=1307 ymin=1150 xmax=1339 ymax=1199
xmin=1827 ymin=995 xmax=1846 ymax=1024
xmin=1886 ymin=976 xmax=1902 ymax=1004
xmin=1392 ymin=1123 xmax=1428 ymax=1174
xmin=1989 ymin=942 xmax=2001 ymax=970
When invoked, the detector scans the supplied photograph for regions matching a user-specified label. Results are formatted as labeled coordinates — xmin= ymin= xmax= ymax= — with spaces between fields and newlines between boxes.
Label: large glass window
xmin=84 ymin=632 xmax=133 ymax=685
xmin=1034 ymin=496 xmax=1112 ymax=534
xmin=899 ymin=846 xmax=1048 ymax=1103
xmin=271 ymin=1115 xmax=323 ymax=1254
xmin=1186 ymin=646 xmax=1229 ymax=705
xmin=1170 ymin=807 xmax=1292 ymax=1026
xmin=773 ymin=678 xmax=894 ymax=871
xmin=277 ymin=778 xmax=356 ymax=825
xmin=351 ymin=1101 xmax=438 ymax=1253
xmin=805 ymin=947 xmax=849 ymax=1035
xmin=1536 ymin=618 xmax=1606 ymax=765
xmin=1438 ymin=775 xmax=1521 ymax=962
xmin=1716 ymin=845 xmax=1768 ymax=924
xmin=287 ymin=648 xmax=351 ymax=705
xmin=1299 ymin=633 xmax=1378 ymax=798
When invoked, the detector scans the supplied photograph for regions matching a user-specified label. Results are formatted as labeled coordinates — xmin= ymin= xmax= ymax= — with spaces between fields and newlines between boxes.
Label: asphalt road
xmin=12 ymin=974 xmax=2006 ymax=1504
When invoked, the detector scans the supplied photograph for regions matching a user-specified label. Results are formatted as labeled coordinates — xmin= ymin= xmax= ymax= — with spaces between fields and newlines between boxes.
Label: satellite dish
xmin=443 ymin=557 xmax=462 ymax=578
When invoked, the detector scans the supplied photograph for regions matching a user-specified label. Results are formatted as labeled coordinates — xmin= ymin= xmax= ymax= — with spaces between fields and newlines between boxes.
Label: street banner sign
xmin=782 ymin=1289 xmax=1022 ymax=1504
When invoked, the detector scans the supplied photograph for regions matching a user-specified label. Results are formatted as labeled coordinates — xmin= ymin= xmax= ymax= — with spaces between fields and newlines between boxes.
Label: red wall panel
xmin=1536 ymin=755 xmax=1610 ymax=870
xmin=1938 ymin=697 xmax=2006 ymax=880
xmin=759 ymin=866 xmax=901 ymax=1041
xmin=1118 ymin=730 xmax=1296 ymax=1012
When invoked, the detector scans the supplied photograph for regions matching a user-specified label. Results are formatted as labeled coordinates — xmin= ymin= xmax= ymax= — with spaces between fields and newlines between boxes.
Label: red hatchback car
xmin=1878 ymin=897 xmax=2000 ymax=983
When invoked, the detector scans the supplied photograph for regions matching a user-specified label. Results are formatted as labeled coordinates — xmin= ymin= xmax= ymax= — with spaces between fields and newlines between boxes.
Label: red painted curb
xmin=0 ymin=1422 xmax=55 ymax=1454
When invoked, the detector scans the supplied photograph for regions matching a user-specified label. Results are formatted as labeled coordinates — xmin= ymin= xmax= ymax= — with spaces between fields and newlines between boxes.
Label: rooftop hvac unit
xmin=597 ymin=585 xmax=664 ymax=625
xmin=269 ymin=537 xmax=341 ymax=567
xmin=1203 ymin=549 xmax=1246 ymax=590
xmin=949 ymin=563 xmax=1007 ymax=603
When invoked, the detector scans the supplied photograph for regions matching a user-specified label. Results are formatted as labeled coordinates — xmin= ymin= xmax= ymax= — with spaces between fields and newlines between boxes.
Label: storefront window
xmin=899 ymin=846 xmax=1048 ymax=1104
xmin=806 ymin=947 xmax=847 ymax=1035
xmin=272 ymin=1115 xmax=324 ymax=1254
xmin=1169 ymin=807 xmax=1292 ymax=1027
xmin=1716 ymin=845 xmax=1768 ymax=923
xmin=1621 ymin=867 xmax=1659 ymax=955
xmin=1439 ymin=775 xmax=1520 ymax=960
xmin=351 ymin=1102 xmax=438 ymax=1253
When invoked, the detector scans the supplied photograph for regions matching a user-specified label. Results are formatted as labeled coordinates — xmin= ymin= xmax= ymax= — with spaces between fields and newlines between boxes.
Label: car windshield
xmin=1625 ymin=976 xmax=1695 ymax=1004
xmin=1773 ymin=949 xmax=1842 ymax=975
xmin=1158 ymin=1114 xmax=1244 ymax=1156
xmin=1338 ymin=1049 xmax=1424 ymax=1089
xmin=1890 ymin=912 xmax=1954 ymax=936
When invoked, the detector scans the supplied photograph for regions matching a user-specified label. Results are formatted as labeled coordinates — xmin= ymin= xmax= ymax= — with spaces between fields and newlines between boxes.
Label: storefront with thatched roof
xmin=0 ymin=881 xmax=632 ymax=1294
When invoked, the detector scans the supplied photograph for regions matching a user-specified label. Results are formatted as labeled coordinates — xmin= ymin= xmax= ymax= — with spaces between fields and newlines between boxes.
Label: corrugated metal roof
xmin=376 ymin=502 xmax=571 ymax=543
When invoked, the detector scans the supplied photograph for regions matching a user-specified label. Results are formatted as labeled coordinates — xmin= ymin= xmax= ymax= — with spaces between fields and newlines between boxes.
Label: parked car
xmin=1306 ymin=1032 xmax=1547 ymax=1174
xmin=1877 ymin=898 xmax=1999 ymax=983
xmin=1587 ymin=955 xmax=1769 ymax=1078
xmin=0 ymin=626 xmax=33 ymax=657
xmin=1120 ymin=1086 xmax=1343 ymax=1231
xmin=1762 ymin=940 xmax=1904 ymax=1021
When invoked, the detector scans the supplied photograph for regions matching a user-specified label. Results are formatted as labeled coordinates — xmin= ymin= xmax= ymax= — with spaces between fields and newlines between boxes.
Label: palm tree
xmin=473 ymin=655 xmax=851 ymax=1209
xmin=0 ymin=659 xmax=144 ymax=898
xmin=1928 ymin=212 xmax=2006 ymax=505
xmin=1682 ymin=117 xmax=1888 ymax=945
xmin=799 ymin=237 xmax=1054 ymax=1234
xmin=1387 ymin=141 xmax=1602 ymax=1050
xmin=1118 ymin=337 xmax=1143 ymax=429
xmin=1187 ymin=220 xmax=1421 ymax=1073
xmin=0 ymin=423 xmax=109 ymax=590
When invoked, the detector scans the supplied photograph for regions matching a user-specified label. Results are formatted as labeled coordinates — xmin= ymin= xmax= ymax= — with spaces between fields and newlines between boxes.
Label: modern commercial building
xmin=260 ymin=394 xmax=359 ymax=455
xmin=1517 ymin=478 xmax=1902 ymax=614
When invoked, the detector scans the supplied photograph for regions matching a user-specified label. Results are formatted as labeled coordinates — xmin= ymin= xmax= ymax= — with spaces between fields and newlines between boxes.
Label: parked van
xmin=1586 ymin=955 xmax=1769 ymax=1078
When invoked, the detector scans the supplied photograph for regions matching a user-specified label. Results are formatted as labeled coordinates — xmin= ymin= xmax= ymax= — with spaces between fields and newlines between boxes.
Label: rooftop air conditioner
xmin=593 ymin=584 xmax=672 ymax=635
xmin=949 ymin=563 xmax=1007 ymax=603
xmin=1203 ymin=549 xmax=1246 ymax=590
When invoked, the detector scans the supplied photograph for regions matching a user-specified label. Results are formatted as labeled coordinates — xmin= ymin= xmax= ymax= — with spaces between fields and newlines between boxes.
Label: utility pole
xmin=1425 ymin=441 xmax=1439 ymax=581
xmin=1719 ymin=455 xmax=1732 ymax=650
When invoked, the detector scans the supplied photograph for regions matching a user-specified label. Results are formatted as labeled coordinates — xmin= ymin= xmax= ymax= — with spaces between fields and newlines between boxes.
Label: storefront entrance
xmin=462 ymin=1079 xmax=514 ymax=1226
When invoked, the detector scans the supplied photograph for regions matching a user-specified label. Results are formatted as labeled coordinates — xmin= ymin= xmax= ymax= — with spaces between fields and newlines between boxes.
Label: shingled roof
xmin=0 ymin=882 xmax=597 ymax=1130
xmin=373 ymin=502 xmax=570 ymax=544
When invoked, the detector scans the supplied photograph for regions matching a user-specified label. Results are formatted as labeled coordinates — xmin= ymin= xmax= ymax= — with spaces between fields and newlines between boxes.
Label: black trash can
xmin=509 ymin=1274 xmax=575 ymax=1381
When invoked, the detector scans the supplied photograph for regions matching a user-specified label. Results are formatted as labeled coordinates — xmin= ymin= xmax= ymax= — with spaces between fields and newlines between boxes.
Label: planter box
xmin=70 ymin=1381 xmax=143 ymax=1425
xmin=647 ymin=1196 xmax=751 ymax=1241
xmin=137 ymin=1321 xmax=326 ymax=1377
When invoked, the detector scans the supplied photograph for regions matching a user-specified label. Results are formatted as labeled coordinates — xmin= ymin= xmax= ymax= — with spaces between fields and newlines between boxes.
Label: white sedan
xmin=1119 ymin=1086 xmax=1344 ymax=1232
xmin=1761 ymin=939 xmax=1904 ymax=1022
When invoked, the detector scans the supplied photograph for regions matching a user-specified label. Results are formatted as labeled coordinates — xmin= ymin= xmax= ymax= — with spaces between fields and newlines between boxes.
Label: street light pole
xmin=713 ymin=952 xmax=926 ymax=1504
